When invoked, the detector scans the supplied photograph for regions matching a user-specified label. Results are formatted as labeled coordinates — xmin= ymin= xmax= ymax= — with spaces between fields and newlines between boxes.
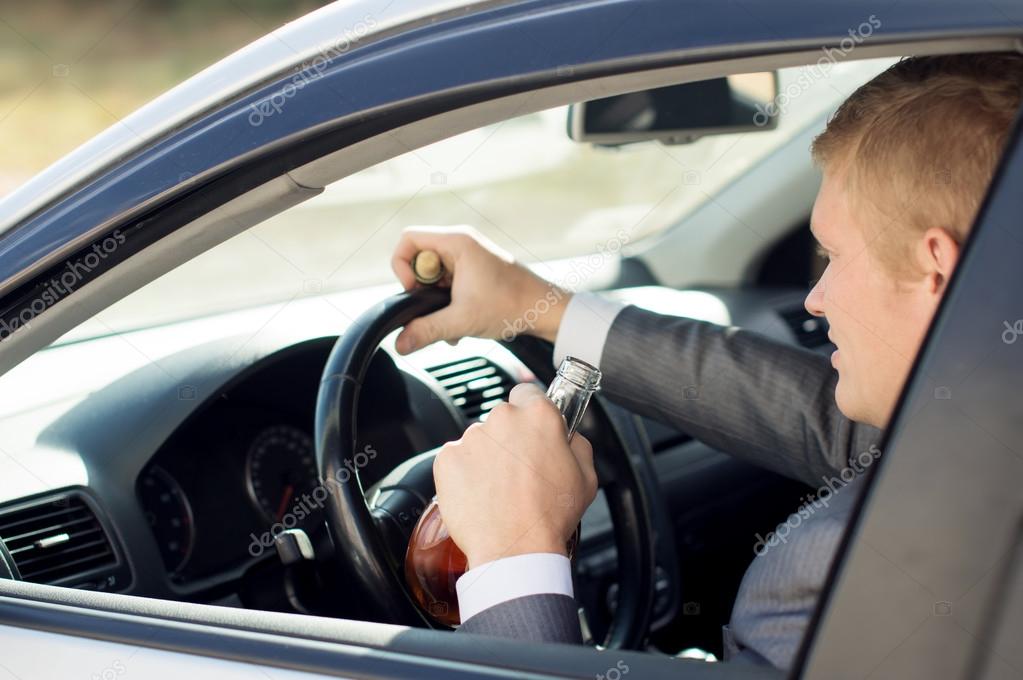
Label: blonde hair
xmin=811 ymin=54 xmax=1023 ymax=277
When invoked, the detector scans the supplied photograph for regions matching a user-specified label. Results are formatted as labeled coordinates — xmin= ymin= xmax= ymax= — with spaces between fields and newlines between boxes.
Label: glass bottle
xmin=404 ymin=356 xmax=602 ymax=626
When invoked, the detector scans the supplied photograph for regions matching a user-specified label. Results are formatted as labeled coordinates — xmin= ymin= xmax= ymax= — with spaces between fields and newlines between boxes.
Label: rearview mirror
xmin=567 ymin=72 xmax=779 ymax=147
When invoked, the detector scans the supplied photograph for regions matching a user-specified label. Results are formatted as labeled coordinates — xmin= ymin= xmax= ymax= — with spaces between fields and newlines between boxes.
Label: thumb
xmin=568 ymin=433 xmax=597 ymax=496
xmin=396 ymin=306 xmax=462 ymax=354
xmin=568 ymin=432 xmax=594 ymax=471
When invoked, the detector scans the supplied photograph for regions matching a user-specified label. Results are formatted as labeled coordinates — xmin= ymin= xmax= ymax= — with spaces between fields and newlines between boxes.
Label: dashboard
xmin=134 ymin=339 xmax=462 ymax=590
xmin=138 ymin=404 xmax=322 ymax=583
xmin=0 ymin=284 xmax=827 ymax=624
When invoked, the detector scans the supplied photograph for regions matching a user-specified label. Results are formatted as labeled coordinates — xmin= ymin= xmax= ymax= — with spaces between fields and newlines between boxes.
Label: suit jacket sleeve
xmin=599 ymin=304 xmax=881 ymax=487
xmin=457 ymin=302 xmax=881 ymax=643
xmin=456 ymin=594 xmax=582 ymax=643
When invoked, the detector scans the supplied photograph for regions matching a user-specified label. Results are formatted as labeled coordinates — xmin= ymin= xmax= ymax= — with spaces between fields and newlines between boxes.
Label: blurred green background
xmin=0 ymin=0 xmax=331 ymax=197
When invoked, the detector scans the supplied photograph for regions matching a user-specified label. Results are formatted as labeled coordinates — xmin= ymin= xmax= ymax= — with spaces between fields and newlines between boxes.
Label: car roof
xmin=0 ymin=0 xmax=497 ymax=236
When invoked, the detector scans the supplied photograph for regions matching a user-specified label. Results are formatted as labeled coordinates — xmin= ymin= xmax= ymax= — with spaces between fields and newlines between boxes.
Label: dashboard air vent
xmin=778 ymin=305 xmax=830 ymax=349
xmin=426 ymin=356 xmax=515 ymax=421
xmin=0 ymin=492 xmax=124 ymax=588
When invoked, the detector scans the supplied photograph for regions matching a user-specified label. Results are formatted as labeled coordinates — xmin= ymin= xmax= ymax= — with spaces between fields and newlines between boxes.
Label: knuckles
xmin=484 ymin=401 xmax=513 ymax=426
xmin=481 ymin=398 xmax=560 ymax=435
xmin=458 ymin=421 xmax=488 ymax=447
xmin=434 ymin=439 xmax=463 ymax=474
xmin=433 ymin=445 xmax=452 ymax=475
xmin=526 ymin=396 xmax=566 ymax=430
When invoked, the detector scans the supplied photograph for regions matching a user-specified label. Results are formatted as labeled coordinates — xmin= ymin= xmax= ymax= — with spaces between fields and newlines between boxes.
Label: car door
xmin=0 ymin=583 xmax=698 ymax=679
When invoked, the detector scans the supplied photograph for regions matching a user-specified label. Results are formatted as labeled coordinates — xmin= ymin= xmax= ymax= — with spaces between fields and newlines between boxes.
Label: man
xmin=389 ymin=54 xmax=1022 ymax=670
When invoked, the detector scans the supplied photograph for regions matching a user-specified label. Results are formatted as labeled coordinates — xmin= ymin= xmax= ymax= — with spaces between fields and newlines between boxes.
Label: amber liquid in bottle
xmin=404 ymin=356 xmax=601 ymax=626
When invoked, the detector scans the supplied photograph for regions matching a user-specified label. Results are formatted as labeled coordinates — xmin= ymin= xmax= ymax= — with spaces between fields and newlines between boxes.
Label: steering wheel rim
xmin=315 ymin=286 xmax=656 ymax=648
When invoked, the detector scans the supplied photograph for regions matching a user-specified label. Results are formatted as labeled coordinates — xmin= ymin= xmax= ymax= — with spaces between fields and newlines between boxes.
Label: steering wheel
xmin=315 ymin=286 xmax=656 ymax=648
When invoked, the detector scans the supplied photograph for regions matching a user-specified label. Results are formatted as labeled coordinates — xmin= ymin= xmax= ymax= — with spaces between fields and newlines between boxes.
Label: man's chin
xmin=833 ymin=379 xmax=861 ymax=422
xmin=834 ymin=379 xmax=888 ymax=428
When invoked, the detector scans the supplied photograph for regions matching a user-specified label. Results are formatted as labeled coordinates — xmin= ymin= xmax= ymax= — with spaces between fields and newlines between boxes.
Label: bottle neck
xmin=558 ymin=356 xmax=601 ymax=391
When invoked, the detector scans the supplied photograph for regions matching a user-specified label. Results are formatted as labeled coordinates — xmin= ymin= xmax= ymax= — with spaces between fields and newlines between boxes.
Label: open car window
xmin=45 ymin=60 xmax=893 ymax=345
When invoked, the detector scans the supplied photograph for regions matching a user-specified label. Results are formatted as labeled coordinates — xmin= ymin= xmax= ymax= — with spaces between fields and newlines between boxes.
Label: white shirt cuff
xmin=553 ymin=292 xmax=626 ymax=370
xmin=455 ymin=552 xmax=573 ymax=623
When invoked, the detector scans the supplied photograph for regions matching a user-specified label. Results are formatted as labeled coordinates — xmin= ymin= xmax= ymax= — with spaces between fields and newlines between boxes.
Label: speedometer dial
xmin=245 ymin=424 xmax=319 ymax=524
xmin=138 ymin=465 xmax=195 ymax=575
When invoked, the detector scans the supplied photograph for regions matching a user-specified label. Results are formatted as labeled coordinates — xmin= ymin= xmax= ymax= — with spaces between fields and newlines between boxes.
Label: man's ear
xmin=917 ymin=227 xmax=961 ymax=295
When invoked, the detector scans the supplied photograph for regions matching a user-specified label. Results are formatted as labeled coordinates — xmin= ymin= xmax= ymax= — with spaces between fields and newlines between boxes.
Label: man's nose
xmin=804 ymin=277 xmax=826 ymax=318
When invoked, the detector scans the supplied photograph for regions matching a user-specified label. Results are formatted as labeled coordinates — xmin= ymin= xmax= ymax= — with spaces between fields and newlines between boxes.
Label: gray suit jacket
xmin=458 ymin=305 xmax=881 ymax=671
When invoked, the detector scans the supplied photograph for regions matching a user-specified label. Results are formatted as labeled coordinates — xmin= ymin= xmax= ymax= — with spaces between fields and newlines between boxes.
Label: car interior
xmin=0 ymin=39 xmax=1010 ymax=673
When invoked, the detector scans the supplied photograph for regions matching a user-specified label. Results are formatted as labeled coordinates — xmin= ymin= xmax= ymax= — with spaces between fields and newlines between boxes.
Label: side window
xmin=59 ymin=61 xmax=889 ymax=343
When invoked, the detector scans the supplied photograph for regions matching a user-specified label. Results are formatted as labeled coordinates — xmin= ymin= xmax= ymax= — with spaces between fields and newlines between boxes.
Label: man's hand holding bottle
xmin=391 ymin=225 xmax=597 ymax=570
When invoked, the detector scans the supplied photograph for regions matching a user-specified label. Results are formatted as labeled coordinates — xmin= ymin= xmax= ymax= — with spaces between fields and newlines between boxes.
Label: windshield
xmin=56 ymin=60 xmax=891 ymax=344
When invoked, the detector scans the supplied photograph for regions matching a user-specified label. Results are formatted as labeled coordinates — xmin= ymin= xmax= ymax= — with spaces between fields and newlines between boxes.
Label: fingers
xmin=508 ymin=381 xmax=546 ymax=406
xmin=568 ymin=432 xmax=597 ymax=492
xmin=508 ymin=382 xmax=593 ymax=488
xmin=509 ymin=382 xmax=568 ymax=438
xmin=395 ymin=305 xmax=460 ymax=354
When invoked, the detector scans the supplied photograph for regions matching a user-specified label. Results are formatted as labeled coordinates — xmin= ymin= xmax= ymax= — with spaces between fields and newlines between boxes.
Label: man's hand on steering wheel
xmin=435 ymin=382 xmax=598 ymax=570
xmin=392 ymin=225 xmax=597 ymax=569
xmin=390 ymin=225 xmax=570 ymax=350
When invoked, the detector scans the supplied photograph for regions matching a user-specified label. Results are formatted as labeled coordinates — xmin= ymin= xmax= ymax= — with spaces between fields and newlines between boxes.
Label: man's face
xmin=804 ymin=169 xmax=938 ymax=429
